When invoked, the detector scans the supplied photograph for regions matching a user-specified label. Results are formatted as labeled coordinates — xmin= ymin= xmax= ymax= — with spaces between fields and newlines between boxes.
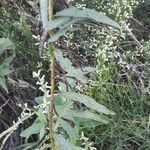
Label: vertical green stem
xmin=49 ymin=49 xmax=56 ymax=150
xmin=48 ymin=0 xmax=56 ymax=149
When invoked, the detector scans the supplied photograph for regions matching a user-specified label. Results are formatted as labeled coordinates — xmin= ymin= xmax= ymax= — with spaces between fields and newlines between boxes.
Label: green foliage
xmin=55 ymin=49 xmax=94 ymax=84
xmin=0 ymin=38 xmax=14 ymax=54
xmin=47 ymin=7 xmax=120 ymax=42
xmin=54 ymin=134 xmax=84 ymax=150
xmin=69 ymin=0 xmax=150 ymax=149
xmin=20 ymin=121 xmax=44 ymax=139
xmin=0 ymin=5 xmax=119 ymax=149
xmin=1 ymin=0 xmax=149 ymax=149
xmin=56 ymin=7 xmax=120 ymax=28
xmin=0 ymin=3 xmax=40 ymax=81
xmin=87 ymin=72 xmax=150 ymax=149
xmin=18 ymin=44 xmax=114 ymax=148
xmin=67 ymin=0 xmax=139 ymax=53
xmin=63 ymin=92 xmax=115 ymax=115
xmin=0 ymin=38 xmax=15 ymax=92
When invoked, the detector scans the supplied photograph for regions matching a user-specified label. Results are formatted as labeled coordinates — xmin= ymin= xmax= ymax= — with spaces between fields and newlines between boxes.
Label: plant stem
xmin=48 ymin=0 xmax=56 ymax=149
xmin=49 ymin=49 xmax=56 ymax=150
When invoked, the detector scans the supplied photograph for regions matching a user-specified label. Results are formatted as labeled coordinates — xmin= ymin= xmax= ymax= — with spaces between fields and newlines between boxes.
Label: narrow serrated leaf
xmin=62 ymin=110 xmax=108 ymax=124
xmin=56 ymin=7 xmax=120 ymax=28
xmin=63 ymin=92 xmax=115 ymax=115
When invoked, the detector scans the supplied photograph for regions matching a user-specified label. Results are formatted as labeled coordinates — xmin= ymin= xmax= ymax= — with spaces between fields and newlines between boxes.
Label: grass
xmin=84 ymin=58 xmax=150 ymax=149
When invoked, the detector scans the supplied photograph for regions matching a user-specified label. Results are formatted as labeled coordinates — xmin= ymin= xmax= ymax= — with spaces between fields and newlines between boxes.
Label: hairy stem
xmin=48 ymin=0 xmax=56 ymax=149
xmin=49 ymin=49 xmax=56 ymax=150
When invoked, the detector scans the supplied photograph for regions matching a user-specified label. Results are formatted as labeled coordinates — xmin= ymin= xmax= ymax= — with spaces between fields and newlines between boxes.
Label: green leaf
xmin=54 ymin=134 xmax=84 ymax=150
xmin=63 ymin=92 xmax=115 ymax=115
xmin=20 ymin=120 xmax=44 ymax=139
xmin=55 ymin=49 xmax=91 ymax=83
xmin=36 ymin=108 xmax=47 ymax=124
xmin=55 ymin=96 xmax=74 ymax=120
xmin=54 ymin=95 xmax=69 ymax=115
xmin=0 ymin=38 xmax=14 ymax=55
xmin=67 ymin=69 xmax=87 ymax=83
xmin=56 ymin=7 xmax=120 ymax=28
xmin=81 ymin=67 xmax=96 ymax=74
xmin=49 ymin=27 xmax=69 ymax=42
xmin=46 ymin=17 xmax=71 ymax=30
xmin=49 ymin=27 xmax=77 ymax=42
xmin=58 ymin=82 xmax=67 ymax=92
xmin=75 ymin=117 xmax=101 ymax=128
xmin=0 ymin=77 xmax=8 ymax=92
xmin=17 ymin=79 xmax=36 ymax=89
xmin=55 ymin=49 xmax=74 ymax=71
xmin=59 ymin=18 xmax=83 ymax=29
xmin=39 ymin=125 xmax=46 ymax=140
xmin=60 ymin=118 xmax=79 ymax=139
xmin=62 ymin=110 xmax=108 ymax=124
xmin=46 ymin=16 xmax=82 ymax=31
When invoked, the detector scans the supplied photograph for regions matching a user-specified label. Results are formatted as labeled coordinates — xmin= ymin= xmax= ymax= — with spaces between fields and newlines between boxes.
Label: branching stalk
xmin=48 ymin=0 xmax=56 ymax=149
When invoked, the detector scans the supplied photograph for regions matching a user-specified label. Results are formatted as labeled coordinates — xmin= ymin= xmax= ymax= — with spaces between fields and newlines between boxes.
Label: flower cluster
xmin=33 ymin=70 xmax=51 ymax=108
xmin=80 ymin=132 xmax=97 ymax=150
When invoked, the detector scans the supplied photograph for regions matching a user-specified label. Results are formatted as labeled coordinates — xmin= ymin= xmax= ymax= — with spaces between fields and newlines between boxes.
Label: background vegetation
xmin=0 ymin=0 xmax=150 ymax=149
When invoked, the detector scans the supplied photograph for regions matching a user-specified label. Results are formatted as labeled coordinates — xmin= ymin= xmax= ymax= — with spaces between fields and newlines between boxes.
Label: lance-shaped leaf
xmin=46 ymin=17 xmax=71 ymax=30
xmin=47 ymin=17 xmax=83 ymax=42
xmin=20 ymin=118 xmax=45 ymax=139
xmin=61 ymin=110 xmax=109 ymax=124
xmin=59 ymin=118 xmax=79 ymax=139
xmin=59 ymin=18 xmax=83 ymax=29
xmin=54 ymin=134 xmax=84 ymax=150
xmin=63 ymin=92 xmax=115 ymax=115
xmin=49 ymin=27 xmax=79 ymax=42
xmin=55 ymin=49 xmax=74 ymax=72
xmin=56 ymin=7 xmax=120 ymax=28
xmin=55 ymin=49 xmax=94 ymax=83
